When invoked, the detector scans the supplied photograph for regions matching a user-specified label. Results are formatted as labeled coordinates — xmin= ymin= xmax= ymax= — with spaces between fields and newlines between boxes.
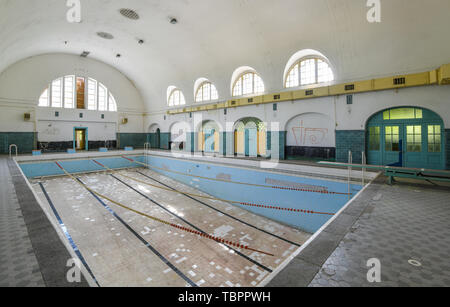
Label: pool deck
xmin=2 ymin=153 xmax=449 ymax=287
xmin=0 ymin=157 xmax=89 ymax=287
xmin=266 ymin=175 xmax=450 ymax=287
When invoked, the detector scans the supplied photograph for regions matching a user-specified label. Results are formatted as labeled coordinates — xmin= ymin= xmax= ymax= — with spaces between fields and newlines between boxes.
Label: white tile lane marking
xmin=176 ymin=257 xmax=188 ymax=264
xmin=188 ymin=271 xmax=196 ymax=277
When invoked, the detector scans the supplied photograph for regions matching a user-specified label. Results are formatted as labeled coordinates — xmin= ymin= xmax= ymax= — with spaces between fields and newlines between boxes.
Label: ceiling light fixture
xmin=97 ymin=32 xmax=114 ymax=40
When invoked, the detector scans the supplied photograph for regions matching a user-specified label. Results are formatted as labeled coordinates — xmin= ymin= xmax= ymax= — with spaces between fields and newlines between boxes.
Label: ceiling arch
xmin=1 ymin=0 xmax=450 ymax=113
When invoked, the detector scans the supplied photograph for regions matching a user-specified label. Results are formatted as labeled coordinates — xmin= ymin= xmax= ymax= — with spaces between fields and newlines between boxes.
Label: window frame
xmin=195 ymin=81 xmax=219 ymax=103
xmin=284 ymin=56 xmax=334 ymax=88
xmin=38 ymin=75 xmax=118 ymax=112
xmin=232 ymin=71 xmax=265 ymax=97
xmin=168 ymin=88 xmax=186 ymax=107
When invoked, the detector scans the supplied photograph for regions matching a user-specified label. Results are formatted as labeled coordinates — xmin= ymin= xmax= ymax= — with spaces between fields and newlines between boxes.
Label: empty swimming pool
xmin=17 ymin=153 xmax=362 ymax=287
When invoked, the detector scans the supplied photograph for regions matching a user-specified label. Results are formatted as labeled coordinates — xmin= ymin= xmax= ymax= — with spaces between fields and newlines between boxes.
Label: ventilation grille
xmin=97 ymin=32 xmax=114 ymax=40
xmin=393 ymin=77 xmax=406 ymax=85
xmin=345 ymin=84 xmax=355 ymax=91
xmin=119 ymin=8 xmax=140 ymax=20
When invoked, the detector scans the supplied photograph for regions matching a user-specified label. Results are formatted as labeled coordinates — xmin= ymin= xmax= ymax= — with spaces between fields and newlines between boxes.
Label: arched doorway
xmin=366 ymin=107 xmax=445 ymax=170
xmin=198 ymin=120 xmax=220 ymax=153
xmin=234 ymin=118 xmax=266 ymax=157
xmin=148 ymin=124 xmax=161 ymax=149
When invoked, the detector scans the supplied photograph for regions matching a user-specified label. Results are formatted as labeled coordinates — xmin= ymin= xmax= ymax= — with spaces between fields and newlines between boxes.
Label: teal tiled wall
xmin=160 ymin=133 xmax=171 ymax=150
xmin=185 ymin=132 xmax=195 ymax=153
xmin=219 ymin=132 xmax=227 ymax=156
xmin=117 ymin=133 xmax=148 ymax=149
xmin=336 ymin=130 xmax=365 ymax=164
xmin=445 ymin=129 xmax=450 ymax=170
xmin=0 ymin=132 xmax=36 ymax=154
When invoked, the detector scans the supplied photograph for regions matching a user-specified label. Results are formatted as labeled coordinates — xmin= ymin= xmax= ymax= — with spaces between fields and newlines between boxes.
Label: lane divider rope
xmin=123 ymin=155 xmax=351 ymax=196
xmin=114 ymin=157 xmax=335 ymax=216
xmin=55 ymin=161 xmax=275 ymax=257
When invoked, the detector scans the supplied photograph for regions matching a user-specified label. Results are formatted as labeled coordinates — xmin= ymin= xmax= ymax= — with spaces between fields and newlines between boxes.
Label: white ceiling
xmin=1 ymin=0 xmax=450 ymax=112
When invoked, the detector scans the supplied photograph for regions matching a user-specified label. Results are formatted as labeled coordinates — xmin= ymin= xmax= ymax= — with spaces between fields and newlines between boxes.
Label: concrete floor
xmin=31 ymin=167 xmax=310 ymax=287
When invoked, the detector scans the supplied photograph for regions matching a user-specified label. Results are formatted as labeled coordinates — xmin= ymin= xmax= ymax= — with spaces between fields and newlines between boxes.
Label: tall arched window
xmin=38 ymin=75 xmax=118 ymax=111
xmin=232 ymin=72 xmax=265 ymax=97
xmin=195 ymin=81 xmax=219 ymax=103
xmin=285 ymin=58 xmax=334 ymax=88
xmin=168 ymin=88 xmax=186 ymax=107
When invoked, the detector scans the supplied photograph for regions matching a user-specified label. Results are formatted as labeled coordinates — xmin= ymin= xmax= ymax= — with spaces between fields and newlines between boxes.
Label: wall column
xmin=185 ymin=132 xmax=195 ymax=153
xmin=269 ymin=131 xmax=286 ymax=160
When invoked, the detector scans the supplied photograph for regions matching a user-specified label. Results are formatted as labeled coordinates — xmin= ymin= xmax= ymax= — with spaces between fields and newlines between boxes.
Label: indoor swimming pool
xmin=19 ymin=154 xmax=362 ymax=233
xmin=15 ymin=153 xmax=363 ymax=287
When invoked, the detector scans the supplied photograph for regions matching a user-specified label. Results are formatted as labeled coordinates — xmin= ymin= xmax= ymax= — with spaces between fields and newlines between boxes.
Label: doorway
xmin=74 ymin=128 xmax=88 ymax=151
xmin=366 ymin=107 xmax=445 ymax=170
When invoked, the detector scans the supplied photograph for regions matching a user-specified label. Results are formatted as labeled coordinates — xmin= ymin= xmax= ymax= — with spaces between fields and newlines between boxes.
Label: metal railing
xmin=348 ymin=151 xmax=353 ymax=199
xmin=144 ymin=143 xmax=151 ymax=166
xmin=9 ymin=144 xmax=18 ymax=158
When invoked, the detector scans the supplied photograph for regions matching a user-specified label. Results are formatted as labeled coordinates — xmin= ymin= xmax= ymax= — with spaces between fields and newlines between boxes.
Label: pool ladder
xmin=9 ymin=144 xmax=18 ymax=158
xmin=144 ymin=143 xmax=150 ymax=165
xmin=347 ymin=150 xmax=367 ymax=199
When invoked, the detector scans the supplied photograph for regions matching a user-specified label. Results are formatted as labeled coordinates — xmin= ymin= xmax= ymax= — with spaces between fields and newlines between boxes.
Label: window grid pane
xmin=317 ymin=60 xmax=333 ymax=83
xmin=385 ymin=126 xmax=400 ymax=152
xmin=242 ymin=73 xmax=253 ymax=95
xmin=87 ymin=78 xmax=97 ymax=110
xmin=233 ymin=79 xmax=242 ymax=96
xmin=64 ymin=76 xmax=75 ymax=109
xmin=406 ymin=125 xmax=422 ymax=152
xmin=300 ymin=59 xmax=316 ymax=85
xmin=428 ymin=125 xmax=441 ymax=153
xmin=51 ymin=79 xmax=62 ymax=108
xmin=369 ymin=127 xmax=380 ymax=151
xmin=98 ymin=84 xmax=107 ymax=111
xmin=286 ymin=64 xmax=299 ymax=88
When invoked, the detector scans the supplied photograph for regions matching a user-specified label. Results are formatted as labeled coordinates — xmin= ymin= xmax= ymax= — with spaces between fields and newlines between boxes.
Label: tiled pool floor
xmin=30 ymin=168 xmax=311 ymax=287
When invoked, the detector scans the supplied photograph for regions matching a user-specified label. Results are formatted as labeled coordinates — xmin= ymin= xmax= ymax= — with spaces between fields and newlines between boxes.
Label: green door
xmin=383 ymin=125 xmax=403 ymax=166
xmin=367 ymin=107 xmax=445 ymax=170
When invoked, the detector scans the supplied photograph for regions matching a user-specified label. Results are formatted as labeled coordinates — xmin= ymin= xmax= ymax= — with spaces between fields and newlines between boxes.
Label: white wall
xmin=145 ymin=84 xmax=450 ymax=140
xmin=0 ymin=53 xmax=146 ymax=140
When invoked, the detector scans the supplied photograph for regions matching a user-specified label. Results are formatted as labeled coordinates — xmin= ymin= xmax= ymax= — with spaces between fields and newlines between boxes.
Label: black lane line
xmin=110 ymin=174 xmax=273 ymax=273
xmin=39 ymin=183 xmax=100 ymax=287
xmin=76 ymin=178 xmax=197 ymax=287
xmin=136 ymin=170 xmax=302 ymax=247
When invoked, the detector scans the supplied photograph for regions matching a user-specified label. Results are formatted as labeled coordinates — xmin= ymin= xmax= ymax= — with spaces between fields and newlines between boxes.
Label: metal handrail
xmin=9 ymin=144 xmax=18 ymax=158
xmin=144 ymin=143 xmax=151 ymax=165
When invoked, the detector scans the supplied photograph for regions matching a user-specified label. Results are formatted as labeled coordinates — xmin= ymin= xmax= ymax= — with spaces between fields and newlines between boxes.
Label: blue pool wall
xmin=142 ymin=155 xmax=361 ymax=233
xmin=19 ymin=156 xmax=144 ymax=179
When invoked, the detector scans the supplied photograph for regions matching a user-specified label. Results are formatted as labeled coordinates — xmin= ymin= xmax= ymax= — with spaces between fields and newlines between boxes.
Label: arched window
xmin=195 ymin=82 xmax=219 ymax=103
xmin=38 ymin=75 xmax=118 ymax=111
xmin=232 ymin=72 xmax=265 ymax=97
xmin=285 ymin=58 xmax=334 ymax=88
xmin=168 ymin=88 xmax=186 ymax=107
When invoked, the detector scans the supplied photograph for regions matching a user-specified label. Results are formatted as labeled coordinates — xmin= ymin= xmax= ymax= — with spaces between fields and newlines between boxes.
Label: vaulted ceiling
xmin=1 ymin=0 xmax=450 ymax=112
